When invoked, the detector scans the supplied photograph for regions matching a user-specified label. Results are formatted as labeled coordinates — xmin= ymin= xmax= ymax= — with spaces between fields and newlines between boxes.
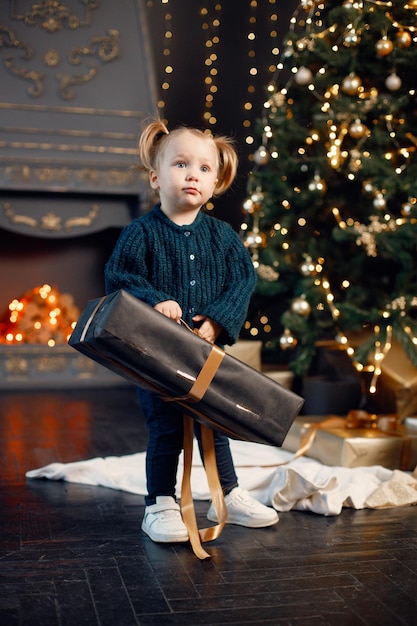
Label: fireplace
xmin=0 ymin=0 xmax=157 ymax=387
xmin=0 ymin=198 xmax=137 ymax=389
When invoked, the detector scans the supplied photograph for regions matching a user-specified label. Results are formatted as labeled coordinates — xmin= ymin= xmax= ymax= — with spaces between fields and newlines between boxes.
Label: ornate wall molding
xmin=1 ymin=23 xmax=120 ymax=100
xmin=0 ymin=0 xmax=157 ymax=213
xmin=10 ymin=0 xmax=99 ymax=33
xmin=4 ymin=200 xmax=100 ymax=232
xmin=58 ymin=28 xmax=119 ymax=100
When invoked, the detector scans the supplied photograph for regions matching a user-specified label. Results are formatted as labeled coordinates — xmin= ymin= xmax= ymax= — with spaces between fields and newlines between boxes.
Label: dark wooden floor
xmin=1 ymin=386 xmax=417 ymax=626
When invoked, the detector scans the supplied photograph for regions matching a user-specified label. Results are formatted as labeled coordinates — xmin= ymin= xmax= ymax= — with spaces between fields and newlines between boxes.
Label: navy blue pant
xmin=137 ymin=388 xmax=239 ymax=506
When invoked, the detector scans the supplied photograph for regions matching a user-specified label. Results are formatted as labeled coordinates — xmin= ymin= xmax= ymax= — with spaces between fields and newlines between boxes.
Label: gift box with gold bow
xmin=282 ymin=411 xmax=417 ymax=471
xmin=68 ymin=289 xmax=303 ymax=448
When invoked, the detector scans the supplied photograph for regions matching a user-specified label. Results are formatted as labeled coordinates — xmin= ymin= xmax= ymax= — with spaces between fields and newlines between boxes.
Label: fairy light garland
xmin=160 ymin=1 xmax=173 ymax=118
xmin=200 ymin=3 xmax=222 ymax=128
xmin=149 ymin=0 xmax=281 ymax=141
xmin=245 ymin=0 xmax=280 ymax=149
xmin=243 ymin=0 xmax=258 ymax=147
xmin=147 ymin=0 xmax=173 ymax=121
xmin=241 ymin=0 xmax=417 ymax=392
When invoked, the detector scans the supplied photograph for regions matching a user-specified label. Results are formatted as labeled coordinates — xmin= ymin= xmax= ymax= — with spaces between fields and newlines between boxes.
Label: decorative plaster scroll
xmin=3 ymin=202 xmax=37 ymax=228
xmin=69 ymin=29 xmax=119 ymax=64
xmin=0 ymin=24 xmax=45 ymax=96
xmin=57 ymin=29 xmax=120 ymax=99
xmin=1 ymin=22 xmax=119 ymax=100
xmin=3 ymin=201 xmax=100 ymax=232
xmin=56 ymin=63 xmax=97 ymax=100
xmin=10 ymin=0 xmax=99 ymax=33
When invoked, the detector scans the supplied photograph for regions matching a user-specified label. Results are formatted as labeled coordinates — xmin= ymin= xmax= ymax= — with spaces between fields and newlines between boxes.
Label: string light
xmin=243 ymin=0 xmax=258 ymax=146
xmin=159 ymin=0 xmax=173 ymax=120
xmin=240 ymin=0 xmax=417 ymax=391
xmin=200 ymin=3 xmax=222 ymax=128
xmin=147 ymin=0 xmax=282 ymax=162
xmin=320 ymin=274 xmax=395 ymax=392
xmin=245 ymin=0 xmax=280 ymax=149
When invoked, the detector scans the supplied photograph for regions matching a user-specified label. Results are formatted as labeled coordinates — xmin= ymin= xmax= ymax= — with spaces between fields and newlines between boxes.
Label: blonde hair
xmin=138 ymin=118 xmax=238 ymax=196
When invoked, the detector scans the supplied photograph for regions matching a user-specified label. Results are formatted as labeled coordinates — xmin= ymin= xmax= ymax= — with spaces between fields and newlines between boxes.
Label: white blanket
xmin=26 ymin=440 xmax=417 ymax=516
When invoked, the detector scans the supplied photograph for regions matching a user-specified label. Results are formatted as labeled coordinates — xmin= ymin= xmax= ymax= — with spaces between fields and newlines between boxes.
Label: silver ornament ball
xmin=291 ymin=296 xmax=311 ymax=317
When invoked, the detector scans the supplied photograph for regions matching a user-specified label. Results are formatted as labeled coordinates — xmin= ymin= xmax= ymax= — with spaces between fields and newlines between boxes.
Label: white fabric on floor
xmin=26 ymin=439 xmax=417 ymax=516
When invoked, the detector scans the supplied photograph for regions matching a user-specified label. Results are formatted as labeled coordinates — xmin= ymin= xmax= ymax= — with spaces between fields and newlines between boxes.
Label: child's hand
xmin=192 ymin=315 xmax=222 ymax=344
xmin=154 ymin=300 xmax=182 ymax=322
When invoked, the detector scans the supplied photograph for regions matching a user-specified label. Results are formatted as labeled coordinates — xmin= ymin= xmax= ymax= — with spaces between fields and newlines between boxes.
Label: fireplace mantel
xmin=0 ymin=0 xmax=157 ymax=224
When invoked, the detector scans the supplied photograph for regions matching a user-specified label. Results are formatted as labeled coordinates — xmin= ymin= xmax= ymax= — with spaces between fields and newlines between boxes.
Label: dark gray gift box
xmin=69 ymin=290 xmax=303 ymax=447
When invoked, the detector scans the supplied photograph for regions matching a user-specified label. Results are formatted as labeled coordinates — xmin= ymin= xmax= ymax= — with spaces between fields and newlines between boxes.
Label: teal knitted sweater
xmin=105 ymin=204 xmax=256 ymax=345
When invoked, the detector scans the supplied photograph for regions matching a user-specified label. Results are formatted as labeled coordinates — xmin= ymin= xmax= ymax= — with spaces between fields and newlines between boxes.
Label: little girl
xmin=105 ymin=119 xmax=278 ymax=543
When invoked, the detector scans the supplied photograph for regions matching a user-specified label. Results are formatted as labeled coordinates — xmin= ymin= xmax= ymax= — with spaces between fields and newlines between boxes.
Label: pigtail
xmin=138 ymin=119 xmax=169 ymax=171
xmin=212 ymin=136 xmax=238 ymax=196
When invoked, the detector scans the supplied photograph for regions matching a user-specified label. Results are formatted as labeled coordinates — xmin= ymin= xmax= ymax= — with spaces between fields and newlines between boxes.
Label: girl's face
xmin=149 ymin=130 xmax=219 ymax=221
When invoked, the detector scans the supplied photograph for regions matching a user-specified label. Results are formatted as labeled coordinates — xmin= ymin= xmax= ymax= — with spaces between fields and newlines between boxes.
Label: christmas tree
xmin=242 ymin=0 xmax=417 ymax=396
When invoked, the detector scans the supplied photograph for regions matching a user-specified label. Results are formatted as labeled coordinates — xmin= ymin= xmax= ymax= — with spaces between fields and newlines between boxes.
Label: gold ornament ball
xmin=396 ymin=30 xmax=412 ymax=49
xmin=342 ymin=73 xmax=362 ymax=95
xmin=300 ymin=0 xmax=315 ymax=9
xmin=291 ymin=296 xmax=311 ymax=317
xmin=279 ymin=329 xmax=298 ymax=350
xmin=349 ymin=119 xmax=368 ymax=139
xmin=375 ymin=37 xmax=393 ymax=57
xmin=401 ymin=201 xmax=413 ymax=217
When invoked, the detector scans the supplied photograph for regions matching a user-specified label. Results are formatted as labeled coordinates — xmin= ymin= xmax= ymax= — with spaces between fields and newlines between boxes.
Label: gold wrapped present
xmin=282 ymin=412 xmax=417 ymax=471
xmin=378 ymin=340 xmax=417 ymax=419
xmin=224 ymin=340 xmax=262 ymax=371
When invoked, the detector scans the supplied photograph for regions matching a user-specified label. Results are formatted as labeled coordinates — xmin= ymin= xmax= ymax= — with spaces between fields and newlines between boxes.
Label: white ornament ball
xmin=254 ymin=147 xmax=269 ymax=166
xmin=291 ymin=297 xmax=311 ymax=317
xmin=373 ymin=194 xmax=386 ymax=210
xmin=294 ymin=66 xmax=313 ymax=85
xmin=363 ymin=181 xmax=375 ymax=195
xmin=279 ymin=330 xmax=298 ymax=350
xmin=300 ymin=257 xmax=315 ymax=276
xmin=385 ymin=73 xmax=401 ymax=91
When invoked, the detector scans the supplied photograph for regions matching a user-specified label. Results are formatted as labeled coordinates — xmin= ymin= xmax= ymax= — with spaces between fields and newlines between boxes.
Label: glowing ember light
xmin=0 ymin=285 xmax=80 ymax=345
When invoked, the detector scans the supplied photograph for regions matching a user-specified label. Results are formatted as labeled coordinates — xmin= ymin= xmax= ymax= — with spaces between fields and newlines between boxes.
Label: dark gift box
xmin=69 ymin=290 xmax=303 ymax=447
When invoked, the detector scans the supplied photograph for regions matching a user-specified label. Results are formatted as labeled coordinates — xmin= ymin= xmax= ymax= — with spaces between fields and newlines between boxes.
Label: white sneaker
xmin=207 ymin=487 xmax=279 ymax=528
xmin=141 ymin=496 xmax=189 ymax=543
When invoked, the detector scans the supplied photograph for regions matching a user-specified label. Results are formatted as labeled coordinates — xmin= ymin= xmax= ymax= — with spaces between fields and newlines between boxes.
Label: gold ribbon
xmin=181 ymin=415 xmax=227 ymax=559
xmin=177 ymin=341 xmax=227 ymax=559
xmin=169 ymin=344 xmax=225 ymax=403
xmin=291 ymin=411 xmax=412 ymax=471
xmin=77 ymin=307 xmax=228 ymax=558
